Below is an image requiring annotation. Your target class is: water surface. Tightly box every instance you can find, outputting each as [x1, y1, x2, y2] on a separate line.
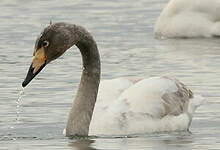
[0, 0, 220, 149]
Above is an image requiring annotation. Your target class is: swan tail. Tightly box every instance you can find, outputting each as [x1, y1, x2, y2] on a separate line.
[187, 95, 205, 115]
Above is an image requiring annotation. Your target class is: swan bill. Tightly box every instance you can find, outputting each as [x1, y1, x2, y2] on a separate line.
[22, 62, 46, 87]
[22, 48, 47, 87]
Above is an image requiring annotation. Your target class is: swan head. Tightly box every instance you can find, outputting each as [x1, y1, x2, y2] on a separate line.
[22, 22, 78, 87]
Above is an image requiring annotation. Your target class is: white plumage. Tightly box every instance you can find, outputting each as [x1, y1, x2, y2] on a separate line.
[89, 76, 204, 136]
[154, 0, 220, 38]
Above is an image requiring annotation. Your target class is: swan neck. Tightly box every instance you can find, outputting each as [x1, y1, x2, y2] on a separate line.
[66, 26, 100, 137]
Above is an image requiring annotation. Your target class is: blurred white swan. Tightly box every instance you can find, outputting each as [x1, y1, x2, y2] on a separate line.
[154, 0, 220, 38]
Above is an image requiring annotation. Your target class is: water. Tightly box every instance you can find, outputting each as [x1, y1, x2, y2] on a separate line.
[0, 0, 220, 149]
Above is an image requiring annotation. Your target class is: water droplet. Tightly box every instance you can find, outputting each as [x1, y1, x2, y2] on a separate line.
[16, 87, 25, 123]
[9, 87, 25, 140]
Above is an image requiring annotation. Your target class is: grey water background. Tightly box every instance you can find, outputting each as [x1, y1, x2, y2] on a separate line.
[0, 0, 220, 149]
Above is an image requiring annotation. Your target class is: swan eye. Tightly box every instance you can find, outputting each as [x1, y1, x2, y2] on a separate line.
[42, 41, 49, 47]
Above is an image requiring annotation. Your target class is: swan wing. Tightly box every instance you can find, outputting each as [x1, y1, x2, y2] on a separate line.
[111, 76, 192, 118]
[89, 76, 204, 135]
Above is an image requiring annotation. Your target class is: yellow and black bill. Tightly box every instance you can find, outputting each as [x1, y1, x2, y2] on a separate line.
[22, 48, 47, 87]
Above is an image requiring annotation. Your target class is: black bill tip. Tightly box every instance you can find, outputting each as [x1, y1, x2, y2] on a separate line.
[22, 63, 46, 87]
[22, 79, 29, 87]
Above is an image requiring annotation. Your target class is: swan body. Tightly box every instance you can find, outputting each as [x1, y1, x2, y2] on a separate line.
[154, 0, 220, 38]
[90, 77, 204, 135]
[22, 22, 204, 137]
